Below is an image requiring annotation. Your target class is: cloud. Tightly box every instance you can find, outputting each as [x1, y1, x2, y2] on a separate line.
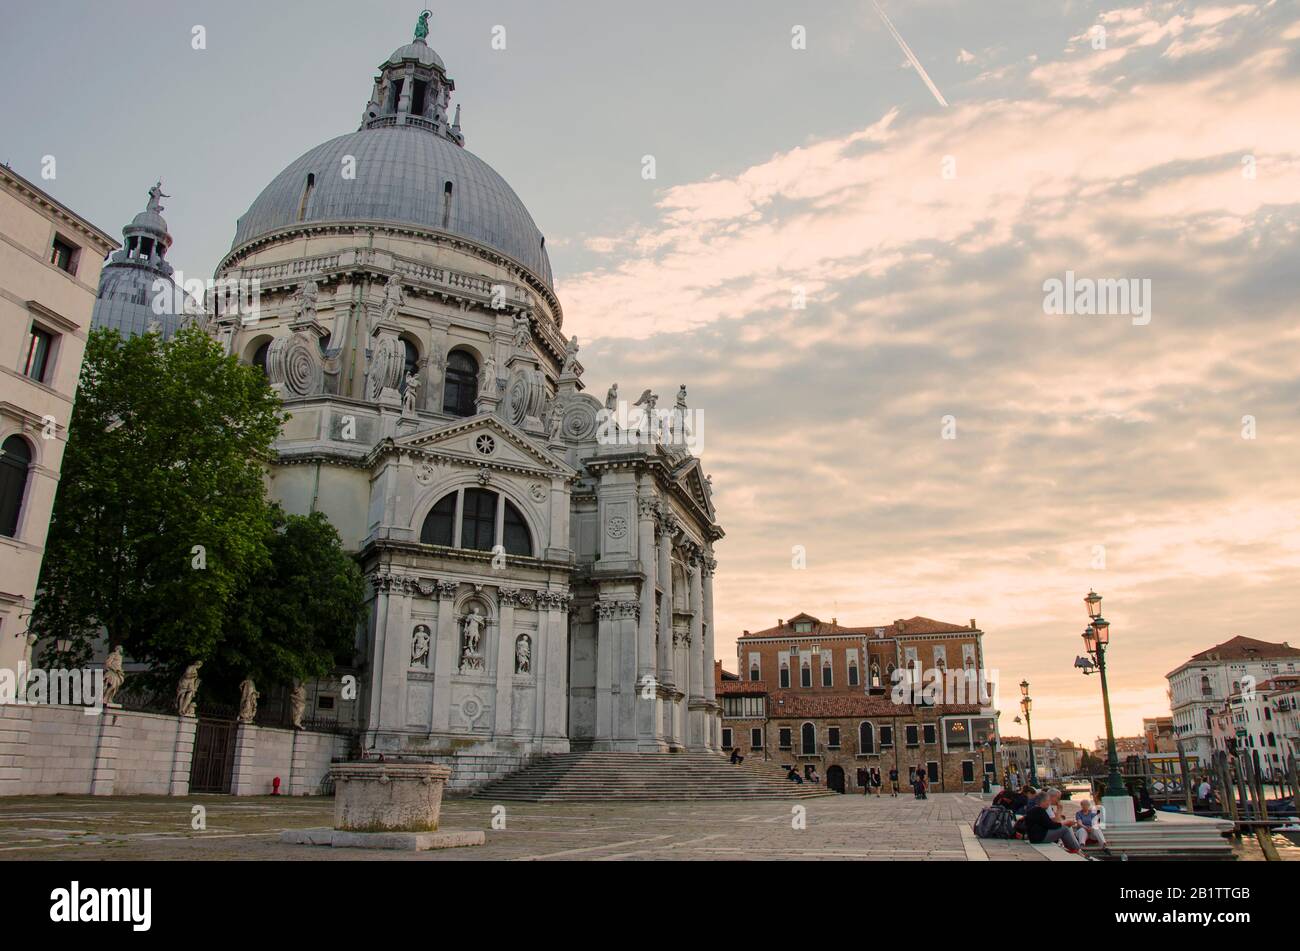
[559, 2, 1300, 741]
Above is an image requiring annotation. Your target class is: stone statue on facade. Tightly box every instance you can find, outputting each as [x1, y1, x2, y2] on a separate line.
[604, 383, 619, 413]
[102, 645, 125, 708]
[402, 372, 420, 415]
[515, 635, 531, 674]
[176, 662, 202, 717]
[512, 312, 532, 350]
[297, 279, 319, 323]
[460, 606, 486, 669]
[479, 354, 497, 396]
[561, 335, 580, 374]
[633, 389, 658, 441]
[411, 624, 431, 667]
[147, 181, 169, 214]
[238, 677, 259, 724]
[290, 682, 307, 730]
[380, 274, 404, 329]
[548, 405, 564, 442]
[676, 385, 688, 411]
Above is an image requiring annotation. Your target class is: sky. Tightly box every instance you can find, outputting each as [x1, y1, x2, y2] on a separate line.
[4, 1, 1299, 745]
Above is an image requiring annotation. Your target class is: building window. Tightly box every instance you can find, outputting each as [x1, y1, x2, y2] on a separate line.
[879, 725, 893, 748]
[749, 665, 760, 682]
[906, 725, 919, 747]
[751, 727, 763, 749]
[419, 489, 532, 556]
[859, 721, 875, 754]
[298, 173, 316, 221]
[923, 724, 937, 745]
[828, 727, 840, 749]
[442, 181, 454, 230]
[800, 665, 812, 688]
[252, 340, 271, 376]
[822, 664, 833, 687]
[778, 727, 792, 750]
[442, 350, 478, 417]
[848, 662, 859, 687]
[779, 664, 790, 689]
[801, 722, 816, 755]
[22, 326, 56, 384]
[721, 728, 733, 750]
[50, 235, 78, 274]
[926, 762, 939, 783]
[961, 761, 975, 783]
[402, 338, 419, 386]
[0, 436, 33, 538]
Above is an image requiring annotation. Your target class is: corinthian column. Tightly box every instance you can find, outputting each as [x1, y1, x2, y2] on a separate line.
[637, 497, 660, 750]
[687, 547, 705, 749]
[703, 554, 717, 705]
[657, 512, 676, 688]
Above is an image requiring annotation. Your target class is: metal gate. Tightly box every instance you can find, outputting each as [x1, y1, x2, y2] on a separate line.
[190, 719, 237, 793]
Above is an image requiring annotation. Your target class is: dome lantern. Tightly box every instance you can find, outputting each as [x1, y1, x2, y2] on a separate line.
[360, 11, 463, 146]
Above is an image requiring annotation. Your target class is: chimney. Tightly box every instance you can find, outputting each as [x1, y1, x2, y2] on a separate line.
[970, 619, 977, 630]
[778, 619, 784, 627]
[743, 629, 750, 635]
[832, 617, 838, 626]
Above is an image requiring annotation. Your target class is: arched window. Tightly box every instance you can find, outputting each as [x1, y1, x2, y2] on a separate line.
[419, 492, 457, 546]
[502, 498, 531, 556]
[859, 721, 875, 754]
[402, 339, 419, 384]
[252, 340, 270, 376]
[443, 350, 478, 417]
[0, 436, 32, 538]
[871, 663, 881, 688]
[779, 663, 790, 689]
[420, 488, 533, 556]
[801, 722, 816, 755]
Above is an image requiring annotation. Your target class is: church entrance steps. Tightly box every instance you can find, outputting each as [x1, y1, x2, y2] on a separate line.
[472, 751, 836, 801]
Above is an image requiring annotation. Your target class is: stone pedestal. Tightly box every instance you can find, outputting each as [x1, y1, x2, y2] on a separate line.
[333, 762, 448, 832]
[280, 761, 485, 851]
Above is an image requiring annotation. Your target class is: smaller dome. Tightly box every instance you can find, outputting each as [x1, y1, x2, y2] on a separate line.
[387, 39, 444, 71]
[130, 210, 169, 235]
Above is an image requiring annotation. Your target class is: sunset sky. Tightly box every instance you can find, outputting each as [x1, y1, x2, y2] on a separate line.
[4, 0, 1298, 744]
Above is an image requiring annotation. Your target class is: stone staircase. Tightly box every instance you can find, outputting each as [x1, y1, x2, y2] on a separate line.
[1093, 811, 1237, 860]
[474, 751, 836, 802]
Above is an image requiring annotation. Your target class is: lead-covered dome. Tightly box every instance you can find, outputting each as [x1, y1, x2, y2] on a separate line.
[228, 33, 552, 289]
[230, 127, 552, 287]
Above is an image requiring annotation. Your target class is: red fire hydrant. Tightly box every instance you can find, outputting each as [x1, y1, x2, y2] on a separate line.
[272, 776, 281, 796]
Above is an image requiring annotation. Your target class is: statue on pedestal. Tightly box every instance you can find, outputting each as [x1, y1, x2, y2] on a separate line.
[512, 313, 532, 350]
[380, 274, 405, 329]
[239, 677, 259, 724]
[176, 662, 202, 717]
[402, 372, 420, 415]
[604, 383, 619, 413]
[102, 645, 125, 708]
[515, 635, 532, 674]
[561, 335, 580, 374]
[290, 682, 307, 730]
[460, 606, 486, 670]
[411, 624, 431, 667]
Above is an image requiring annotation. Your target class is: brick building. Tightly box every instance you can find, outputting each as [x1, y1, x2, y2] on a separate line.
[718, 613, 1001, 794]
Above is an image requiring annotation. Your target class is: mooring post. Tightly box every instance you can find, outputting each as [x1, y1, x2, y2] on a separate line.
[1176, 738, 1194, 813]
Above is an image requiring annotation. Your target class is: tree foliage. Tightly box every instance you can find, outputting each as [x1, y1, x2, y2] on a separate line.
[31, 327, 362, 698]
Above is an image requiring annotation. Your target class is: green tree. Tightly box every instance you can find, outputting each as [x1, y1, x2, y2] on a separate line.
[32, 326, 285, 685]
[211, 507, 365, 695]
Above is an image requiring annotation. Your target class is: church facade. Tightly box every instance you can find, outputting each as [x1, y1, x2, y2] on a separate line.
[210, 26, 722, 787]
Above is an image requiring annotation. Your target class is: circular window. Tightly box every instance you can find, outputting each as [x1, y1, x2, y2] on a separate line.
[475, 434, 496, 456]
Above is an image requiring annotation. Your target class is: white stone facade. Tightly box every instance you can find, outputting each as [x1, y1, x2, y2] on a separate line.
[209, 33, 722, 789]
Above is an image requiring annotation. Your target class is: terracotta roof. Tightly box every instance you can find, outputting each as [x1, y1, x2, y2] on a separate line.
[766, 691, 983, 718]
[738, 614, 978, 640]
[1169, 635, 1300, 677]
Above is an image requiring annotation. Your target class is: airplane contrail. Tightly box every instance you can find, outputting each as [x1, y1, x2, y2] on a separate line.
[871, 0, 949, 108]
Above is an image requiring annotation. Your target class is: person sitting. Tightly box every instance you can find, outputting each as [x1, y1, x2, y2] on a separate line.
[1024, 789, 1082, 853]
[806, 766, 821, 784]
[1074, 799, 1106, 848]
[786, 766, 804, 784]
[729, 747, 744, 765]
[1134, 783, 1157, 821]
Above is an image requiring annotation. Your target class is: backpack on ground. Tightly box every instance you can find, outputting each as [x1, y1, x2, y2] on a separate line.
[973, 805, 1015, 839]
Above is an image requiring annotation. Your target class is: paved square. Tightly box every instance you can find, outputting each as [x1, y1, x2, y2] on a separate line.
[0, 792, 1051, 861]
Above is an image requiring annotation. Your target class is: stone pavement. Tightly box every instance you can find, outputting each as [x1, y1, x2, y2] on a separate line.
[0, 791, 1053, 861]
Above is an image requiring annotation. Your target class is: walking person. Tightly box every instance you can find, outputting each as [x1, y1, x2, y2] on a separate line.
[889, 767, 899, 797]
[872, 767, 883, 797]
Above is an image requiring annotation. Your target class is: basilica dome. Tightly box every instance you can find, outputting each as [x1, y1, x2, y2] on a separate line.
[228, 38, 553, 289]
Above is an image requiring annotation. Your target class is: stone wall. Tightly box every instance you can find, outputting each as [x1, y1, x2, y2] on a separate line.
[230, 724, 348, 797]
[0, 705, 193, 797]
[0, 704, 345, 797]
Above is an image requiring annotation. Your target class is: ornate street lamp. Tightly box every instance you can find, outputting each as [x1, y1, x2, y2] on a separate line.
[1019, 680, 1038, 786]
[1078, 590, 1126, 799]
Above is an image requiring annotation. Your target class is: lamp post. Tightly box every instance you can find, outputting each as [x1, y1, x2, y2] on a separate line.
[1020, 680, 1038, 786]
[1079, 589, 1127, 799]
